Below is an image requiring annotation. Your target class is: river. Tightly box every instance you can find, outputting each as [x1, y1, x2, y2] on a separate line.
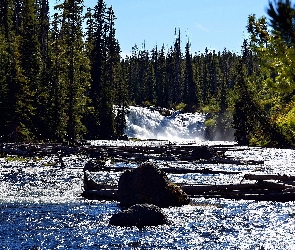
[0, 107, 294, 249]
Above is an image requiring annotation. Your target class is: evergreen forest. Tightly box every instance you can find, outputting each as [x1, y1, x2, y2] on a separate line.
[0, 0, 294, 147]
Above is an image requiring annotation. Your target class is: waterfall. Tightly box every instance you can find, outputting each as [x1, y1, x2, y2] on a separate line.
[124, 106, 206, 141]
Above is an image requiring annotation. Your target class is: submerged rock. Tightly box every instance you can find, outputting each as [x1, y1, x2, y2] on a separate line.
[117, 162, 190, 208]
[109, 203, 167, 227]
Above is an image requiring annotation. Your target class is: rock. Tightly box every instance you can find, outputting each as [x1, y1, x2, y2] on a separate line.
[83, 159, 105, 172]
[109, 203, 167, 227]
[191, 145, 215, 160]
[117, 162, 190, 207]
[83, 172, 103, 191]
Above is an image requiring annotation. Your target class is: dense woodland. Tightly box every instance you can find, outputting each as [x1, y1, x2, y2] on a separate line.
[0, 0, 294, 147]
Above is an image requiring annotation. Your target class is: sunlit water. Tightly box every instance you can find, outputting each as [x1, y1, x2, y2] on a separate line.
[0, 144, 295, 249]
[1, 107, 295, 249]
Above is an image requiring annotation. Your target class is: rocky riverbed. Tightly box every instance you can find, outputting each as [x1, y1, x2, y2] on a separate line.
[0, 140, 295, 249]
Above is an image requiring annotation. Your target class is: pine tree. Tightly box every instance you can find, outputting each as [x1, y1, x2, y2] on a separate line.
[0, 0, 12, 140]
[129, 45, 145, 105]
[55, 0, 91, 142]
[34, 0, 51, 140]
[138, 46, 152, 105]
[16, 0, 42, 140]
[165, 47, 174, 106]
[183, 39, 197, 108]
[114, 62, 129, 138]
[97, 5, 119, 139]
[267, 0, 295, 46]
[84, 0, 107, 138]
[46, 12, 68, 141]
[201, 47, 210, 104]
[172, 28, 182, 104]
[155, 45, 166, 107]
[0, 32, 10, 141]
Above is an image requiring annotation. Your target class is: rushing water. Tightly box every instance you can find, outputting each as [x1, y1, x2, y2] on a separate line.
[1, 107, 295, 249]
[125, 106, 206, 141]
[1, 145, 295, 249]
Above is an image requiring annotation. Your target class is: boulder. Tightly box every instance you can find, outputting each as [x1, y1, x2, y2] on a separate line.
[83, 172, 103, 191]
[109, 203, 167, 227]
[117, 162, 190, 207]
[191, 145, 215, 160]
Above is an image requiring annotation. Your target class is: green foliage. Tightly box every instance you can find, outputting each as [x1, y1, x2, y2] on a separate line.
[266, 0, 295, 45]
[0, 0, 293, 147]
[246, 12, 295, 147]
[174, 102, 187, 111]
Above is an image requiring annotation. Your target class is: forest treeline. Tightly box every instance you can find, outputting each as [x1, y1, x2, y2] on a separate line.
[0, 0, 294, 147]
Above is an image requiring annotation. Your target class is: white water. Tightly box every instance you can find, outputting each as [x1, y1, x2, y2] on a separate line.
[1, 146, 295, 249]
[124, 106, 206, 142]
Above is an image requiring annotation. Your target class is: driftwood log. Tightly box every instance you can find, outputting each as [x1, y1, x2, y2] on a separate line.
[0, 142, 264, 165]
[243, 174, 295, 182]
[82, 173, 295, 202]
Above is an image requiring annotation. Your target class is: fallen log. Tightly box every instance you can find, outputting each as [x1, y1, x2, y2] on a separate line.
[162, 167, 241, 175]
[243, 174, 295, 182]
[81, 180, 295, 202]
[82, 189, 117, 200]
[0, 143, 264, 165]
[181, 181, 288, 195]
[82, 168, 295, 202]
[82, 187, 295, 202]
[191, 192, 295, 202]
[84, 165, 242, 175]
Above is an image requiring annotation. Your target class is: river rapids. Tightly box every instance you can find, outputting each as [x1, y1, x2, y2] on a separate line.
[0, 106, 294, 249]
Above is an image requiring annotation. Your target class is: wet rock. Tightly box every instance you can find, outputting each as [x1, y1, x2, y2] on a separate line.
[83, 172, 103, 191]
[117, 162, 190, 207]
[109, 203, 167, 227]
[191, 145, 215, 160]
[83, 159, 105, 172]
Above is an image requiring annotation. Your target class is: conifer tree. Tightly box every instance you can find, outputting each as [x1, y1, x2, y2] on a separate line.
[129, 46, 142, 105]
[172, 28, 182, 104]
[201, 47, 210, 104]
[55, 0, 91, 142]
[114, 62, 129, 138]
[97, 6, 120, 139]
[183, 39, 197, 108]
[46, 12, 68, 141]
[154, 45, 166, 107]
[0, 0, 12, 139]
[267, 0, 295, 46]
[15, 0, 37, 139]
[34, 0, 51, 140]
[84, 0, 107, 138]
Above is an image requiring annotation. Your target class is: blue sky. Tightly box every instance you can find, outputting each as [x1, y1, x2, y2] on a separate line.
[49, 0, 269, 56]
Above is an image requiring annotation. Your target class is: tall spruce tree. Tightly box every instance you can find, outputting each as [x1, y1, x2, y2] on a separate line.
[0, 0, 12, 140]
[55, 0, 91, 142]
[267, 0, 295, 46]
[97, 5, 119, 139]
[183, 39, 197, 108]
[154, 45, 166, 107]
[172, 28, 182, 104]
[85, 0, 106, 138]
[5, 0, 42, 141]
[114, 62, 129, 138]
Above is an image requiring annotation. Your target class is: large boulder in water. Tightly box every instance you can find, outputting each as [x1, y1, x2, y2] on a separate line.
[109, 203, 167, 227]
[117, 162, 190, 207]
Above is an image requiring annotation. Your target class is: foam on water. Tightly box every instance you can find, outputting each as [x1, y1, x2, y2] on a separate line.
[125, 106, 206, 142]
[1, 107, 295, 249]
[1, 146, 295, 249]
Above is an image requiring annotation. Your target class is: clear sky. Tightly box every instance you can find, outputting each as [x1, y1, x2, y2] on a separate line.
[49, 0, 270, 56]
